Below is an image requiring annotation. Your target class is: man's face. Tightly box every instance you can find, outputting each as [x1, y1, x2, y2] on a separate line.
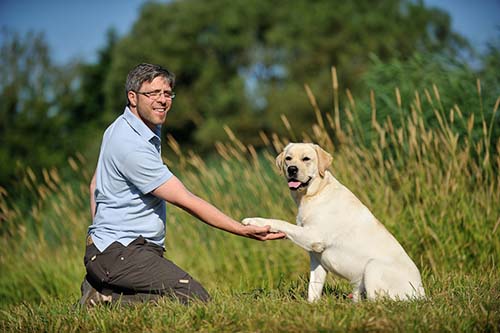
[128, 76, 173, 131]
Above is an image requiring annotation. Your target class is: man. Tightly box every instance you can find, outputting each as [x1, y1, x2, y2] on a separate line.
[80, 63, 284, 306]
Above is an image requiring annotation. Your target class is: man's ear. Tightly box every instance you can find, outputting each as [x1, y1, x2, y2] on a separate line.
[314, 145, 332, 177]
[128, 90, 137, 107]
[275, 151, 286, 176]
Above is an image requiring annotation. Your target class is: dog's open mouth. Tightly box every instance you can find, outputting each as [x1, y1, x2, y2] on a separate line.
[288, 177, 312, 190]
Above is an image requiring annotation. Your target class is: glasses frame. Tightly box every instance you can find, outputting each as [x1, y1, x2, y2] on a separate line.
[135, 89, 176, 100]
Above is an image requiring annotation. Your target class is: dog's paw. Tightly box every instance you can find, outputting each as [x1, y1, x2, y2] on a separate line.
[242, 217, 280, 232]
[242, 217, 266, 227]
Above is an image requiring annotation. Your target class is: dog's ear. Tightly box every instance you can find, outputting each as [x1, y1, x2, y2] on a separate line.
[275, 150, 286, 176]
[314, 145, 332, 177]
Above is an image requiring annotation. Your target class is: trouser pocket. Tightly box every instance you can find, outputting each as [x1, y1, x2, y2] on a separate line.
[84, 241, 124, 291]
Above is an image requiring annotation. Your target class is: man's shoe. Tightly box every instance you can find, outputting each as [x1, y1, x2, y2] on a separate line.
[79, 278, 112, 307]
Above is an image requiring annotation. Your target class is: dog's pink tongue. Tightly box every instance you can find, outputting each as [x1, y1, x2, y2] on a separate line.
[288, 181, 301, 189]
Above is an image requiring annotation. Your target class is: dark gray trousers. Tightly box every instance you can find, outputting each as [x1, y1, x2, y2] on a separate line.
[82, 235, 210, 304]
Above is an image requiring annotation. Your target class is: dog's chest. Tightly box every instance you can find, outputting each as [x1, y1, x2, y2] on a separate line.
[295, 200, 329, 228]
[295, 207, 306, 226]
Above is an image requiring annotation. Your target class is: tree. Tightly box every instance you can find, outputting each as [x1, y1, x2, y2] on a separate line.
[101, 0, 467, 151]
[65, 29, 120, 162]
[0, 30, 81, 192]
[1, 31, 55, 187]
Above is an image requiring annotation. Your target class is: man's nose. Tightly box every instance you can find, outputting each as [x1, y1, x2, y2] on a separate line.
[287, 166, 298, 178]
[157, 94, 168, 103]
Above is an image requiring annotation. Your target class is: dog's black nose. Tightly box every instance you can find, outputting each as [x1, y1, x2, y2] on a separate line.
[287, 166, 298, 177]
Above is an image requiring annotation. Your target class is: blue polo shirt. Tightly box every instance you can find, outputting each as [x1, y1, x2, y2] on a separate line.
[88, 107, 173, 252]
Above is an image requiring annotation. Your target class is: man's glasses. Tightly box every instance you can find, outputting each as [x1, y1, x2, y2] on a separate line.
[136, 89, 176, 100]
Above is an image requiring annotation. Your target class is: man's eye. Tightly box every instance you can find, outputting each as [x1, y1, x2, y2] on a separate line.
[302, 157, 311, 162]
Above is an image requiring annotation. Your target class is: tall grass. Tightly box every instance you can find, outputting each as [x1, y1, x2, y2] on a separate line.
[1, 67, 499, 332]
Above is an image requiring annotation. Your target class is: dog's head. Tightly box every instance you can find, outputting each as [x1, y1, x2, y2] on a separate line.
[275, 143, 332, 191]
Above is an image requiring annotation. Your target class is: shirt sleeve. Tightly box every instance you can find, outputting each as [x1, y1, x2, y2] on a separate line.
[120, 146, 173, 194]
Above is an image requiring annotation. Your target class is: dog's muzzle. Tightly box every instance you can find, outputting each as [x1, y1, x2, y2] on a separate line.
[287, 176, 312, 191]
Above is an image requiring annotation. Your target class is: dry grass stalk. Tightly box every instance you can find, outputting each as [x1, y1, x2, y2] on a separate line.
[304, 83, 325, 129]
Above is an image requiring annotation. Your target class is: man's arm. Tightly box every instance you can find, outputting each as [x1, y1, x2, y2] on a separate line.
[89, 171, 97, 220]
[151, 176, 285, 241]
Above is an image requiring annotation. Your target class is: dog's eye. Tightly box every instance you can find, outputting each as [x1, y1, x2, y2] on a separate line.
[285, 156, 292, 161]
[302, 157, 311, 162]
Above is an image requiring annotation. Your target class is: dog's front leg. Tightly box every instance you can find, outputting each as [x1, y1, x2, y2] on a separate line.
[242, 217, 325, 253]
[308, 253, 327, 302]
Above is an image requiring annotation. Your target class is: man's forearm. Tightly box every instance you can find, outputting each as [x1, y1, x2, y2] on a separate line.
[151, 175, 285, 241]
[180, 194, 245, 236]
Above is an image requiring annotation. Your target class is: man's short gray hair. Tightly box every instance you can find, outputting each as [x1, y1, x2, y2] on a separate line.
[125, 63, 175, 105]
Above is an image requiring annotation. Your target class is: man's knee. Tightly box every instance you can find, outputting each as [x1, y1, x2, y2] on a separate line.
[170, 276, 210, 304]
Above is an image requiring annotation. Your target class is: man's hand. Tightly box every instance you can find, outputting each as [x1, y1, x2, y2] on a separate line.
[241, 224, 286, 241]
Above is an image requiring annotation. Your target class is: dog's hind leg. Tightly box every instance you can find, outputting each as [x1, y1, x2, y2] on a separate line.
[363, 259, 423, 300]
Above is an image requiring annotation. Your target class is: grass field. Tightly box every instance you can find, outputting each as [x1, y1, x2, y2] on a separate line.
[1, 69, 499, 332]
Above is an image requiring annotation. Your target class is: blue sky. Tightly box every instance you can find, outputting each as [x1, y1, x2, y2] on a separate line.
[0, 0, 498, 65]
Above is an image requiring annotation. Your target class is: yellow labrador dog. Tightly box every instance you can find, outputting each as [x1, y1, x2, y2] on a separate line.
[243, 143, 425, 302]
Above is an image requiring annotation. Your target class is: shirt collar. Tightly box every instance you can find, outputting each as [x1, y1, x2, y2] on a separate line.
[122, 107, 161, 143]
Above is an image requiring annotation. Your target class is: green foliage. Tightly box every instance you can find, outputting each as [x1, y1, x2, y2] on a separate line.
[0, 30, 121, 196]
[0, 30, 74, 190]
[355, 52, 500, 151]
